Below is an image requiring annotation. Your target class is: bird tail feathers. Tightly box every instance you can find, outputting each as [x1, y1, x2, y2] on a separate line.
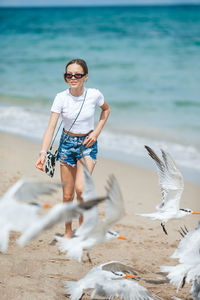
[54, 235, 70, 252]
[0, 228, 10, 253]
[55, 235, 82, 262]
[67, 245, 82, 262]
[160, 265, 187, 290]
[137, 213, 158, 220]
[64, 280, 83, 300]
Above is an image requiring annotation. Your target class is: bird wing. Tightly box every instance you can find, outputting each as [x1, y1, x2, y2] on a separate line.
[186, 264, 200, 286]
[102, 261, 137, 276]
[190, 275, 200, 300]
[0, 224, 11, 253]
[84, 175, 125, 243]
[101, 175, 125, 231]
[93, 279, 158, 300]
[75, 160, 99, 237]
[81, 159, 97, 201]
[172, 222, 200, 263]
[0, 201, 40, 232]
[0, 202, 41, 251]
[18, 197, 106, 246]
[2, 178, 61, 203]
[145, 146, 184, 212]
[160, 264, 189, 290]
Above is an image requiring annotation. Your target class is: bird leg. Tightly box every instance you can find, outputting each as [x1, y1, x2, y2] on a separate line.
[179, 226, 189, 239]
[79, 293, 85, 300]
[181, 275, 186, 288]
[181, 226, 187, 236]
[86, 251, 92, 264]
[179, 229, 185, 239]
[161, 222, 168, 235]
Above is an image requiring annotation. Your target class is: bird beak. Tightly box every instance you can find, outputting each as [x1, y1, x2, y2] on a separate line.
[118, 236, 127, 240]
[124, 274, 135, 279]
[43, 203, 52, 209]
[192, 211, 200, 215]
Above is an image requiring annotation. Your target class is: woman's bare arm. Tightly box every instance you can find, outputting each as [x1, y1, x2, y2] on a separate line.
[35, 112, 60, 171]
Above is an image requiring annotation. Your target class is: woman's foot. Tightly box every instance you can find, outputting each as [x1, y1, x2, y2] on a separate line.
[64, 231, 72, 238]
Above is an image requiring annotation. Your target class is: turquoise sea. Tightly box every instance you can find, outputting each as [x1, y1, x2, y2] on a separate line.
[0, 5, 200, 183]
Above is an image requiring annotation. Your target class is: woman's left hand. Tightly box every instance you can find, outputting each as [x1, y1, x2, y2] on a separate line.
[82, 131, 98, 148]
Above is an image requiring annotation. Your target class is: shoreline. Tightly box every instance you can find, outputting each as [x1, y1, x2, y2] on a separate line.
[1, 128, 200, 186]
[1, 131, 200, 299]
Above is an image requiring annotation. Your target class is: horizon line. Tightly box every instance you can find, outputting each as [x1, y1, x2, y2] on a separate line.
[0, 2, 200, 7]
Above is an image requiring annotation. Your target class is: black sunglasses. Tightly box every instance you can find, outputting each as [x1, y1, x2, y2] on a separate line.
[65, 73, 86, 79]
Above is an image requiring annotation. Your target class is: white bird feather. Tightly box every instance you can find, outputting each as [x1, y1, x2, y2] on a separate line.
[0, 179, 60, 252]
[138, 146, 200, 234]
[161, 222, 200, 299]
[56, 159, 125, 262]
[17, 196, 106, 247]
[64, 261, 162, 300]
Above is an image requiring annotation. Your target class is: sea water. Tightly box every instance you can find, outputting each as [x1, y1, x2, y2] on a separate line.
[0, 5, 200, 183]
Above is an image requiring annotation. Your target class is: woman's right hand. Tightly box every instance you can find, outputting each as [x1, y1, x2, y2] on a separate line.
[35, 112, 60, 172]
[35, 153, 46, 172]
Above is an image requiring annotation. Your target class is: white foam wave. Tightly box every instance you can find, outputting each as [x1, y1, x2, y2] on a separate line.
[99, 131, 200, 172]
[0, 105, 49, 140]
[0, 104, 200, 182]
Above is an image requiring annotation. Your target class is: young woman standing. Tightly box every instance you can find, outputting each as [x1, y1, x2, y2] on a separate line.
[35, 59, 110, 238]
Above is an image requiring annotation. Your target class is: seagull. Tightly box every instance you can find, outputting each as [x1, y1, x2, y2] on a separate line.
[138, 145, 200, 235]
[160, 223, 200, 299]
[0, 178, 60, 253]
[64, 261, 162, 300]
[55, 159, 126, 263]
[17, 195, 107, 247]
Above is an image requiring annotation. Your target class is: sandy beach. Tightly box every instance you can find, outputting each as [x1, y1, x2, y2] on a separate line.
[0, 131, 199, 300]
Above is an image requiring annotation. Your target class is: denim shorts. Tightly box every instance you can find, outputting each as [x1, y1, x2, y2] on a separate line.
[57, 130, 98, 167]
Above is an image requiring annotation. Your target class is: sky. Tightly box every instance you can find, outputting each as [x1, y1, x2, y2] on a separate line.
[0, 0, 200, 7]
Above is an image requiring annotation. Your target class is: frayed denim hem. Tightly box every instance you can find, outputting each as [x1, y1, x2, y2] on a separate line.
[59, 159, 76, 168]
[59, 155, 97, 168]
[78, 155, 97, 165]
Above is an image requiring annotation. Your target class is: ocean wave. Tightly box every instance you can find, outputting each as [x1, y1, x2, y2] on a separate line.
[0, 105, 50, 140]
[0, 104, 199, 177]
[99, 131, 200, 172]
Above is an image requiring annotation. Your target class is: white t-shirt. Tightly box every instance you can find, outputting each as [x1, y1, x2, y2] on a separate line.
[51, 87, 104, 134]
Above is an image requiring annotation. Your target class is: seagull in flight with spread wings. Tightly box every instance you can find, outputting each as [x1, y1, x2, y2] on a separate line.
[0, 178, 60, 253]
[138, 146, 200, 235]
[17, 170, 107, 247]
[161, 223, 200, 300]
[17, 195, 106, 247]
[56, 159, 126, 263]
[64, 261, 162, 300]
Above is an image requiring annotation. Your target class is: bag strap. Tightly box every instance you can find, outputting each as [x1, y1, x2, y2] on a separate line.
[49, 89, 87, 151]
[49, 119, 63, 151]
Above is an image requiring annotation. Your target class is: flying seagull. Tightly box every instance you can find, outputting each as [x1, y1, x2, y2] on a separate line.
[161, 222, 200, 300]
[138, 145, 200, 235]
[17, 196, 106, 247]
[56, 159, 126, 263]
[64, 261, 162, 300]
[0, 178, 59, 252]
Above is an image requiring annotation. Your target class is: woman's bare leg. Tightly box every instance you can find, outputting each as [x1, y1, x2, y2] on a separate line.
[75, 157, 96, 225]
[60, 163, 77, 238]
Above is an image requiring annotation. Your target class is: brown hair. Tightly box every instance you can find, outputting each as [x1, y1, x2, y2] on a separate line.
[64, 59, 88, 82]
